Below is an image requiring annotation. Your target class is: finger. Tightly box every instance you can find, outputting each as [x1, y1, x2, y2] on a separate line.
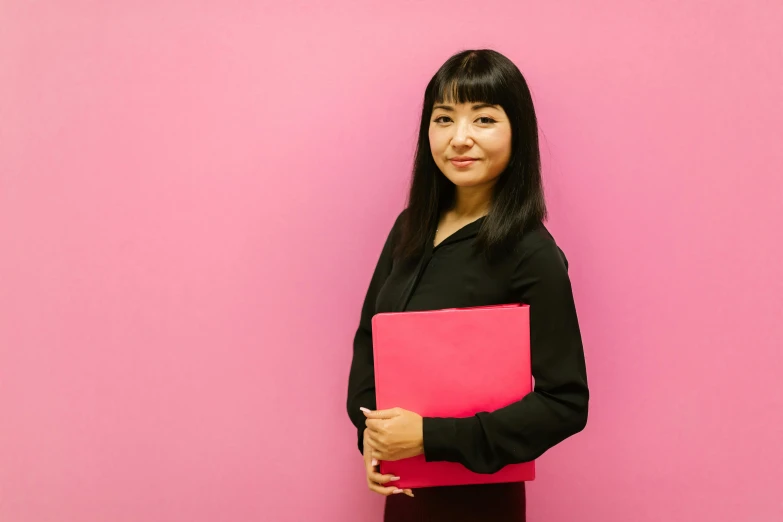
[364, 445, 377, 474]
[365, 465, 403, 497]
[365, 418, 385, 431]
[368, 481, 404, 496]
[365, 454, 375, 475]
[365, 451, 382, 474]
[369, 470, 401, 485]
[366, 432, 388, 458]
[363, 436, 381, 466]
[403, 489, 414, 497]
[361, 407, 400, 419]
[365, 425, 384, 445]
[364, 433, 384, 454]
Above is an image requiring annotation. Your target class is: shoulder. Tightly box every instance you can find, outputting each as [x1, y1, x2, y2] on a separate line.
[387, 207, 409, 242]
[507, 222, 576, 301]
[512, 222, 569, 274]
[376, 208, 409, 253]
[393, 207, 409, 230]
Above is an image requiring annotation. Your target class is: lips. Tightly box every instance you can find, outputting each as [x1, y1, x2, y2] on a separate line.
[450, 157, 478, 167]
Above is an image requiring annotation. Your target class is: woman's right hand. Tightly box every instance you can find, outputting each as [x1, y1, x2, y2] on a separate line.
[364, 429, 414, 497]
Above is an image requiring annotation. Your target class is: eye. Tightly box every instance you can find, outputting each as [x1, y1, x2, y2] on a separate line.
[432, 115, 496, 124]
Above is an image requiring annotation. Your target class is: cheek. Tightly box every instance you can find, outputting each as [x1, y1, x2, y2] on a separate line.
[484, 131, 512, 160]
[428, 129, 446, 155]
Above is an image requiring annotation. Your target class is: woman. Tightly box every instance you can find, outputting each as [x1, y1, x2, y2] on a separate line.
[346, 48, 589, 521]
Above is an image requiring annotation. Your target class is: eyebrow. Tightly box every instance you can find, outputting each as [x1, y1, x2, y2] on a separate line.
[432, 103, 500, 111]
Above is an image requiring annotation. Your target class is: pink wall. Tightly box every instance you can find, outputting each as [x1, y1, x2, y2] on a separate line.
[1, 1, 781, 521]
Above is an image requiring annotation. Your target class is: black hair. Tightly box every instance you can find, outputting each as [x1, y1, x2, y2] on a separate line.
[393, 49, 547, 264]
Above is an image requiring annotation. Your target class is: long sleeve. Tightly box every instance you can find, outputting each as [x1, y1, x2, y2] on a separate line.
[421, 237, 589, 474]
[346, 211, 402, 454]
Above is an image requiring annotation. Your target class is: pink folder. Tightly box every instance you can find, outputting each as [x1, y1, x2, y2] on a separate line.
[371, 303, 535, 489]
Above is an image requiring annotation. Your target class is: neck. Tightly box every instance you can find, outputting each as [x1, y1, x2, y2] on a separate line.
[449, 183, 494, 219]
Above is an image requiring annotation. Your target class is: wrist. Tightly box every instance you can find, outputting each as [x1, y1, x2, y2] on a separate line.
[422, 416, 460, 462]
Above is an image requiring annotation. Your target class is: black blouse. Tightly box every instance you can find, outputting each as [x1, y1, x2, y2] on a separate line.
[346, 209, 589, 474]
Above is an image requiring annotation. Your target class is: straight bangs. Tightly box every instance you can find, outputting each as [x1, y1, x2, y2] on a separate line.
[429, 57, 512, 110]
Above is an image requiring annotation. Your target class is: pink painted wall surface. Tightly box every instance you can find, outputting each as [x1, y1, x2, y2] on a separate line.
[1, 1, 781, 521]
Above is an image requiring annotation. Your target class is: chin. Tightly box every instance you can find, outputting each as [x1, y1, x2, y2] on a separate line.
[444, 171, 490, 187]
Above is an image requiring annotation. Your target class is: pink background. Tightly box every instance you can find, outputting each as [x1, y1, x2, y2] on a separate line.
[1, 1, 782, 521]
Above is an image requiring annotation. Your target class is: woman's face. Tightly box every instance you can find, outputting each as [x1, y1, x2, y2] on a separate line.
[428, 101, 512, 188]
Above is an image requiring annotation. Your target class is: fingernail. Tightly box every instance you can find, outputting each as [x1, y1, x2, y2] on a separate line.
[360, 407, 371, 413]
[392, 489, 403, 494]
[372, 459, 378, 466]
[390, 476, 401, 481]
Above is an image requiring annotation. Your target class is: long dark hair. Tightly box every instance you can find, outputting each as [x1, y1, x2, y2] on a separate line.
[393, 49, 547, 264]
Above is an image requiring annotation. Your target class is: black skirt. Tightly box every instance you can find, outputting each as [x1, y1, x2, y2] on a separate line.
[383, 482, 526, 522]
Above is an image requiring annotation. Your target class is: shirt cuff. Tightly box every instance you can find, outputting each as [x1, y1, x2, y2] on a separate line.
[422, 416, 460, 462]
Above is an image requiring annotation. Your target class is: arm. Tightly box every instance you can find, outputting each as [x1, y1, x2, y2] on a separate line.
[421, 238, 589, 473]
[347, 211, 403, 454]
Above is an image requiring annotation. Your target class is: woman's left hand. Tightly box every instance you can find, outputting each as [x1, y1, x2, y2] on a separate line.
[361, 407, 424, 462]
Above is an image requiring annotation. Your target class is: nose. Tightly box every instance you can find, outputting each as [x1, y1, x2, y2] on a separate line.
[450, 120, 473, 148]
